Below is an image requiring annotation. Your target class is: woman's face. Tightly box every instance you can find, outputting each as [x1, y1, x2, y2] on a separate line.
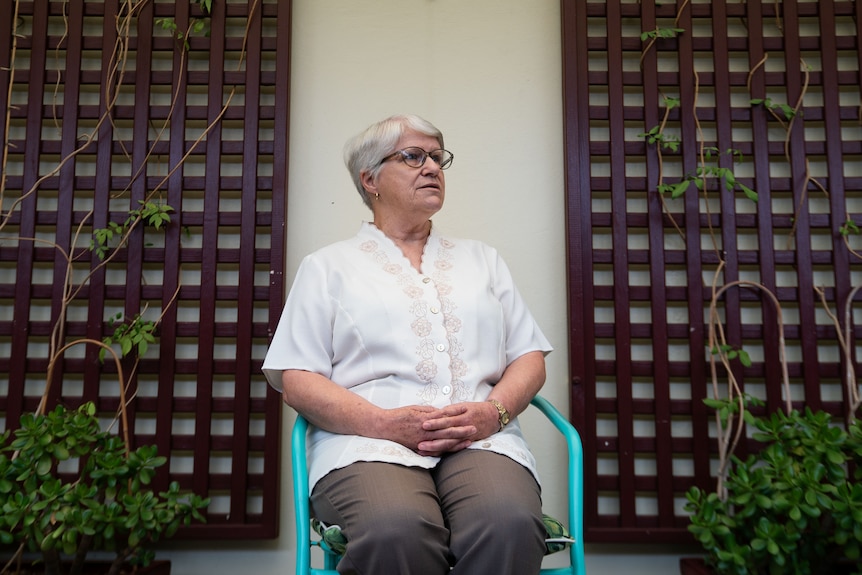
[362, 130, 446, 222]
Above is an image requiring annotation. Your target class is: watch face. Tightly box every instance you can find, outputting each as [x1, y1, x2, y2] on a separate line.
[490, 399, 509, 428]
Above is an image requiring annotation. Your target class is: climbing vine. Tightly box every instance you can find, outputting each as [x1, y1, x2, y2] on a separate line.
[636, 1, 862, 498]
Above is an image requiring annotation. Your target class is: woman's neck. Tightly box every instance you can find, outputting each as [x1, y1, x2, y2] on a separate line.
[372, 217, 431, 245]
[372, 218, 432, 272]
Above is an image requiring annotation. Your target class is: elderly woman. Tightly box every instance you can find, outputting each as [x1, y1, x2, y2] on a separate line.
[263, 114, 552, 574]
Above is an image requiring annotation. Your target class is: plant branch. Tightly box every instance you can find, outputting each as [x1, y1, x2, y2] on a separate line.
[782, 57, 809, 160]
[42, 338, 130, 457]
[0, 2, 22, 214]
[708, 280, 791, 497]
[0, 543, 26, 575]
[816, 284, 862, 422]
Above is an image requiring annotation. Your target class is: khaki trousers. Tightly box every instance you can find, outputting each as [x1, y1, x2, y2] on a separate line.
[310, 449, 545, 575]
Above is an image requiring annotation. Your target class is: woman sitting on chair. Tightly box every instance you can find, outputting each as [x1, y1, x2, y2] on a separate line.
[263, 114, 552, 575]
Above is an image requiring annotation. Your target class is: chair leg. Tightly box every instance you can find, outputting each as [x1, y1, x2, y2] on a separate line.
[323, 548, 339, 570]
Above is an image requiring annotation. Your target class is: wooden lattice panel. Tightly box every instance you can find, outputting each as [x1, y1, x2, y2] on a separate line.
[562, 0, 862, 542]
[0, 0, 290, 538]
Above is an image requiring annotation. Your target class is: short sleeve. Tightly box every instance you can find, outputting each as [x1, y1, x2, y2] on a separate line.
[490, 248, 553, 363]
[262, 255, 336, 390]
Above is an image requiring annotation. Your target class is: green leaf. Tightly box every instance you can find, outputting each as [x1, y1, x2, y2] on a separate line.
[767, 539, 779, 555]
[53, 445, 70, 460]
[841, 219, 860, 236]
[36, 455, 53, 477]
[724, 170, 736, 187]
[0, 479, 12, 494]
[703, 398, 726, 410]
[739, 184, 758, 202]
[663, 96, 680, 110]
[827, 448, 845, 465]
[671, 179, 691, 199]
[751, 537, 767, 551]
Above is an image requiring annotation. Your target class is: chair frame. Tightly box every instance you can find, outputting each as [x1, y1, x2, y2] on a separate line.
[291, 394, 586, 575]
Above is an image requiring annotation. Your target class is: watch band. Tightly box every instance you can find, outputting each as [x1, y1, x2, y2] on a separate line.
[487, 398, 510, 431]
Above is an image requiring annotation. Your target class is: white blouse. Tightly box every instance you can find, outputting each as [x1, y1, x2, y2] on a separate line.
[263, 222, 552, 491]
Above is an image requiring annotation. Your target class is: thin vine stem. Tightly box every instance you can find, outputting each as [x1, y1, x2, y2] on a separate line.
[0, 2, 22, 213]
[654, 98, 687, 243]
[815, 284, 862, 423]
[637, 0, 689, 243]
[708, 280, 791, 498]
[42, 338, 130, 456]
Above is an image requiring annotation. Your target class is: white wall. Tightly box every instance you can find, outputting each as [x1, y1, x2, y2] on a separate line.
[160, 1, 693, 572]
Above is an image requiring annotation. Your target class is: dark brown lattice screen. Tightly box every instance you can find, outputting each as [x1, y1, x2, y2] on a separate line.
[563, 0, 862, 542]
[0, 0, 290, 538]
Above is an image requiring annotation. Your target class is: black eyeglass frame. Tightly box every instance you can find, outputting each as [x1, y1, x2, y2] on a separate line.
[379, 147, 454, 170]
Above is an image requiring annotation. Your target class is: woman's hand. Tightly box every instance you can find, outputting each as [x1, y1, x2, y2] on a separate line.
[417, 351, 549, 453]
[416, 401, 501, 454]
[382, 404, 478, 457]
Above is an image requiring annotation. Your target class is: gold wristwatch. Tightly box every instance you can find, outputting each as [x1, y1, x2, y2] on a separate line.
[487, 399, 510, 431]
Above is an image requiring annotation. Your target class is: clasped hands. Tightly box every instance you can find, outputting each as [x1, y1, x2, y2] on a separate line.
[382, 402, 500, 457]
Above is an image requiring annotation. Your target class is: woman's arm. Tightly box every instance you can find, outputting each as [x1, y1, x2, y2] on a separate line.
[486, 349, 547, 421]
[282, 369, 477, 456]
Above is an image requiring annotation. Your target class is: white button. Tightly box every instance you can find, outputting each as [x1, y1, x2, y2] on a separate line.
[442, 385, 452, 394]
[482, 442, 492, 448]
[436, 344, 445, 352]
[423, 277, 431, 284]
[430, 307, 439, 314]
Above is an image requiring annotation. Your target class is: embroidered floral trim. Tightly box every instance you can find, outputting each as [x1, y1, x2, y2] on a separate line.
[355, 442, 423, 459]
[433, 241, 468, 402]
[357, 232, 468, 404]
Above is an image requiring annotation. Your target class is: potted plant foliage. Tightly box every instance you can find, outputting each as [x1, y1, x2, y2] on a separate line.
[678, 276, 862, 575]
[683, 398, 862, 575]
[0, 402, 209, 575]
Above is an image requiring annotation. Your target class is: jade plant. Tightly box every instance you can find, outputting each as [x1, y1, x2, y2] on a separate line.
[685, 400, 862, 575]
[0, 402, 209, 575]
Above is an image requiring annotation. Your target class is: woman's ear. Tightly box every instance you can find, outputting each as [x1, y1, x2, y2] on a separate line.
[360, 170, 377, 196]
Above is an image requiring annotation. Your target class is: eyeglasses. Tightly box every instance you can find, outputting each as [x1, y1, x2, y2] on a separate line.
[379, 147, 454, 170]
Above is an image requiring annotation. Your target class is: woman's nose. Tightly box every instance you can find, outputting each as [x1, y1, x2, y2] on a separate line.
[420, 155, 441, 174]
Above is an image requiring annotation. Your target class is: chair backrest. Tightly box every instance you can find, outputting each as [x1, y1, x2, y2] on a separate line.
[292, 394, 586, 575]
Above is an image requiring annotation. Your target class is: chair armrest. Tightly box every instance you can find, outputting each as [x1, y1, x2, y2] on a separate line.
[529, 395, 586, 575]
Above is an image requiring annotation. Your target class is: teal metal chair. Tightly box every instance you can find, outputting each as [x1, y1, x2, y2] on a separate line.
[291, 394, 586, 575]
